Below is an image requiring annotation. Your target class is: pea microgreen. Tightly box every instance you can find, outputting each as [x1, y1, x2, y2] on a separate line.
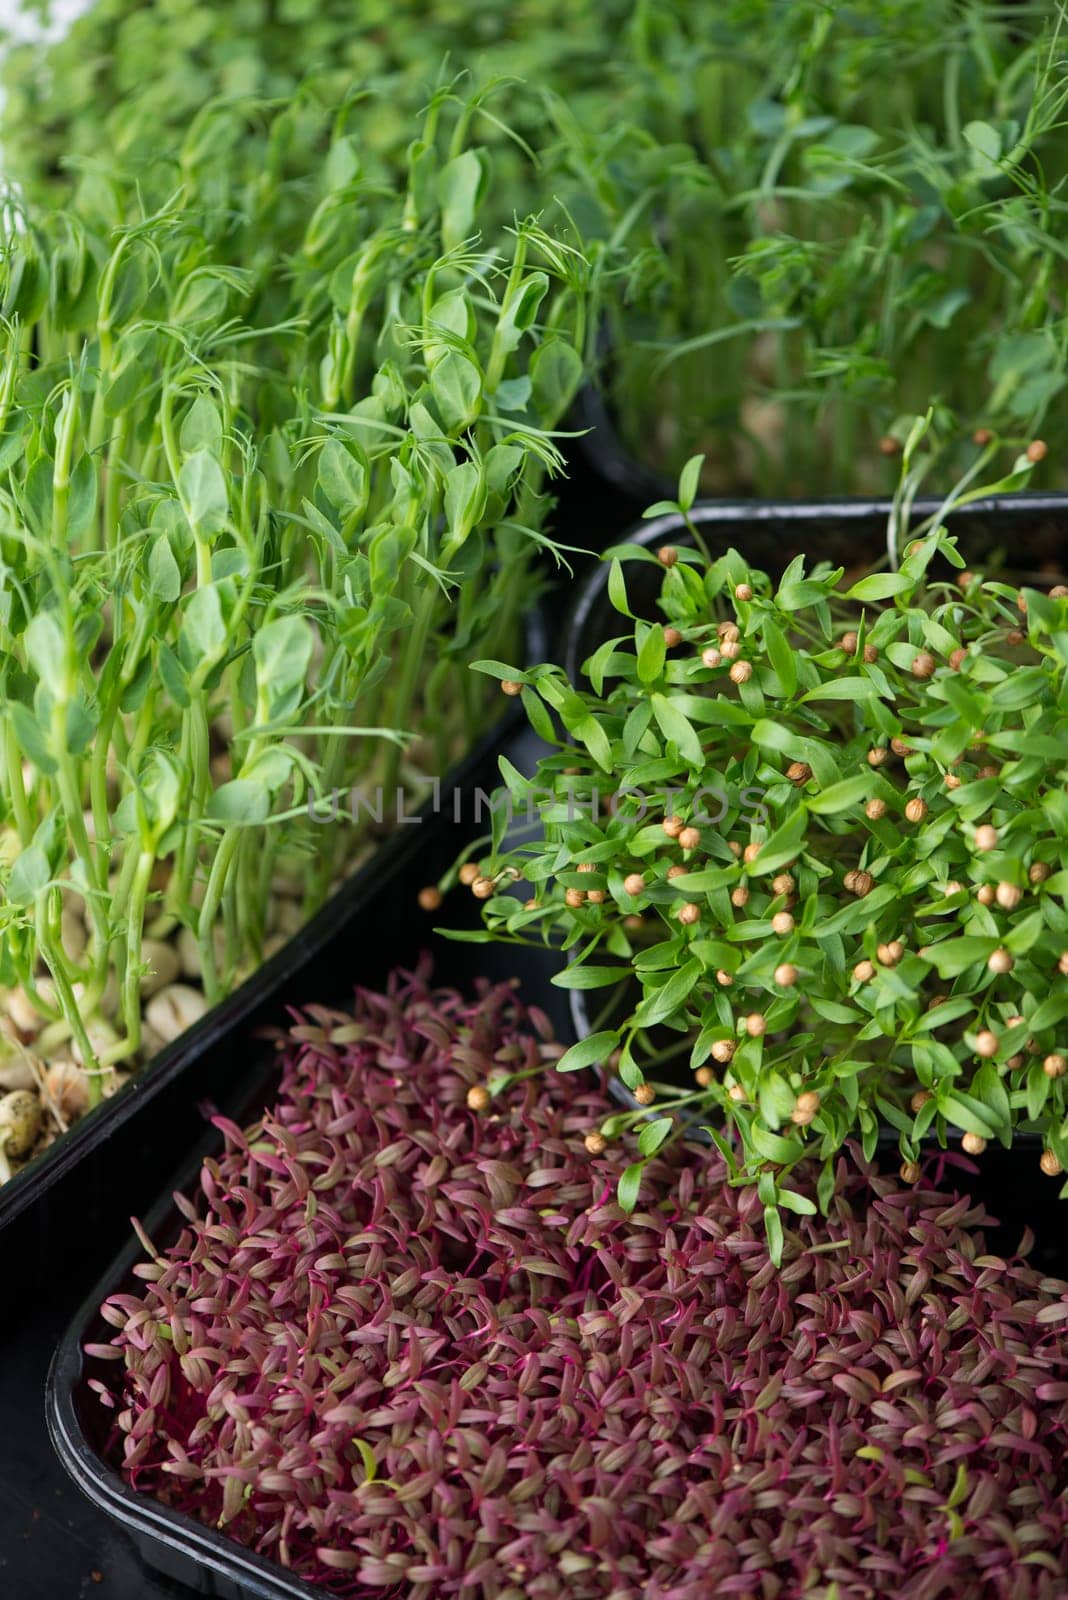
[0, 75, 590, 1139]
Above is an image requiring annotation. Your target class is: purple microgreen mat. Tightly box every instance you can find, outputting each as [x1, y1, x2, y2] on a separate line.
[87, 962, 1068, 1598]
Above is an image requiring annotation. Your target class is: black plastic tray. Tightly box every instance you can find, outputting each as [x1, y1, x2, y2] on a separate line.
[46, 719, 573, 1600]
[0, 610, 548, 1239]
[564, 493, 1068, 673]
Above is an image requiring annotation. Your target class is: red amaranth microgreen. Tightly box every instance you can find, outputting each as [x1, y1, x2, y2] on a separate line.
[91, 965, 1068, 1597]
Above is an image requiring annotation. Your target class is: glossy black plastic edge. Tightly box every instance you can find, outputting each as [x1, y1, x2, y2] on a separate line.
[0, 609, 548, 1234]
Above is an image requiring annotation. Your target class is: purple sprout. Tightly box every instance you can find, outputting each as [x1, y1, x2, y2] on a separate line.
[88, 960, 1068, 1598]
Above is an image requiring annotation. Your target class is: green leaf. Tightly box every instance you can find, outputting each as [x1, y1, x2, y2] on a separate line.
[806, 775, 870, 815]
[7, 844, 51, 904]
[637, 625, 666, 686]
[179, 449, 229, 534]
[845, 572, 914, 601]
[763, 1203, 785, 1265]
[318, 438, 367, 514]
[926, 936, 997, 977]
[636, 958, 703, 1028]
[205, 780, 270, 825]
[147, 534, 182, 602]
[677, 454, 704, 513]
[617, 1160, 646, 1214]
[801, 676, 880, 703]
[179, 584, 227, 669]
[762, 618, 797, 697]
[650, 693, 703, 766]
[637, 1117, 674, 1157]
[437, 149, 485, 252]
[431, 351, 482, 432]
[253, 615, 314, 707]
[551, 965, 627, 990]
[747, 806, 808, 876]
[555, 1031, 620, 1073]
[24, 612, 68, 699]
[607, 559, 632, 620]
[940, 1092, 997, 1139]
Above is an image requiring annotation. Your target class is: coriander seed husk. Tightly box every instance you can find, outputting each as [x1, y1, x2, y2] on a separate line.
[634, 1083, 655, 1106]
[774, 963, 798, 986]
[678, 826, 701, 851]
[961, 1132, 987, 1156]
[677, 902, 700, 925]
[975, 1030, 999, 1058]
[866, 798, 887, 820]
[459, 863, 480, 886]
[466, 1085, 491, 1112]
[745, 1013, 766, 1038]
[904, 798, 927, 823]
[711, 1039, 736, 1063]
[657, 546, 678, 568]
[1043, 1054, 1067, 1079]
[694, 1066, 714, 1088]
[911, 651, 936, 679]
[584, 1131, 607, 1155]
[1041, 1149, 1064, 1177]
[771, 912, 795, 937]
[701, 646, 722, 669]
[729, 660, 752, 684]
[500, 679, 523, 697]
[663, 626, 682, 648]
[417, 886, 443, 912]
[900, 1161, 921, 1184]
[473, 877, 496, 900]
[564, 888, 586, 908]
[975, 825, 999, 851]
[662, 815, 684, 839]
[995, 882, 1022, 909]
[623, 873, 645, 896]
[853, 960, 875, 982]
[988, 949, 1014, 974]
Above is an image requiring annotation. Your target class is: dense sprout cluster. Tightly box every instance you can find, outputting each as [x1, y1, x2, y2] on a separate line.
[6, 2, 1068, 494]
[463, 455, 1068, 1238]
[92, 966, 1068, 1598]
[0, 74, 588, 1145]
